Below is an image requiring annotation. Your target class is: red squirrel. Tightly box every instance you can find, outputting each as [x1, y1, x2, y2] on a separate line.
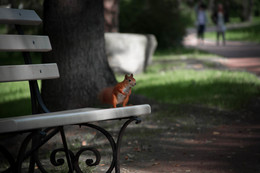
[99, 74, 136, 108]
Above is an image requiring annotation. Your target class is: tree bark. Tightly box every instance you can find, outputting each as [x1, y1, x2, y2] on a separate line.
[42, 0, 116, 111]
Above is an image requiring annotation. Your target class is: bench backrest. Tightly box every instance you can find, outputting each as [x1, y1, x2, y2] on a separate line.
[0, 7, 59, 114]
[0, 8, 59, 82]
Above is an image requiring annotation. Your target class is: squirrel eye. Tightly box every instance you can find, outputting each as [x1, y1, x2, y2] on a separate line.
[129, 79, 131, 82]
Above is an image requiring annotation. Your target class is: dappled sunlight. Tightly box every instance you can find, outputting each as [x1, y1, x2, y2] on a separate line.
[122, 120, 260, 173]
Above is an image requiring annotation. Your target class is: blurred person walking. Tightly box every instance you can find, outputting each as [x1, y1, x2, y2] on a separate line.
[212, 3, 229, 46]
[196, 3, 207, 45]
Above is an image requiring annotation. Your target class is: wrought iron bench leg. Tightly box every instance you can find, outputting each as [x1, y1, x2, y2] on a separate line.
[115, 116, 141, 173]
[59, 126, 74, 172]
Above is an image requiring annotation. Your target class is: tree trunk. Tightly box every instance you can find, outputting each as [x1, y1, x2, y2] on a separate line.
[42, 0, 116, 111]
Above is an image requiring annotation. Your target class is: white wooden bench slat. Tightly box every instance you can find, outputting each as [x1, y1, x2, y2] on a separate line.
[0, 8, 42, 25]
[0, 104, 151, 133]
[0, 63, 60, 82]
[0, 35, 52, 52]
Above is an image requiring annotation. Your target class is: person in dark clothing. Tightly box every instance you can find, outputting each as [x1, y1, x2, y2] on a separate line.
[196, 3, 207, 45]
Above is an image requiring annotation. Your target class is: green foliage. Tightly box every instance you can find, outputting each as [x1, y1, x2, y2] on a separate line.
[210, 0, 255, 22]
[119, 0, 192, 49]
[254, 0, 260, 16]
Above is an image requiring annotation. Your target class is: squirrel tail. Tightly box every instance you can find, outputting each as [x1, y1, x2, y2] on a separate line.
[98, 87, 114, 105]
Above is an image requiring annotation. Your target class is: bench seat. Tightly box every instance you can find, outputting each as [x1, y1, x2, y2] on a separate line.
[0, 104, 151, 134]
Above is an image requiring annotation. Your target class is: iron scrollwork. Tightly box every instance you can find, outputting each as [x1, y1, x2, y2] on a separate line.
[49, 147, 101, 172]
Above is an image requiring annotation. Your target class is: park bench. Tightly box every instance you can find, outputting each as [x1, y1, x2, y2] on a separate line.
[0, 7, 151, 172]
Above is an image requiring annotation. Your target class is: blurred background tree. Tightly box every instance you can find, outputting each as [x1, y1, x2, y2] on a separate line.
[209, 0, 253, 22]
[183, 0, 257, 22]
[119, 0, 191, 49]
[104, 0, 119, 32]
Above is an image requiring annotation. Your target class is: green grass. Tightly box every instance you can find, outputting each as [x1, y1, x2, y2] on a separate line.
[205, 22, 260, 43]
[0, 24, 7, 34]
[132, 69, 260, 110]
[153, 47, 220, 60]
[0, 82, 32, 118]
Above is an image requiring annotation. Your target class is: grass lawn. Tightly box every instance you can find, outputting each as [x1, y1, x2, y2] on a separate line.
[132, 69, 259, 110]
[205, 22, 260, 43]
[0, 81, 32, 118]
[153, 47, 221, 60]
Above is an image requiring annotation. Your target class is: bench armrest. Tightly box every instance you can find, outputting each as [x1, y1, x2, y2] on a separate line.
[0, 104, 151, 134]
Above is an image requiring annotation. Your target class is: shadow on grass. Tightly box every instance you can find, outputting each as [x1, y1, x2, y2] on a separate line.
[0, 98, 32, 118]
[0, 52, 42, 66]
[154, 46, 213, 56]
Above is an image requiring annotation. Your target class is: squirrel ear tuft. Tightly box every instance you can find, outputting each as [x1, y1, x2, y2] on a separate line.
[125, 74, 128, 79]
[130, 74, 133, 77]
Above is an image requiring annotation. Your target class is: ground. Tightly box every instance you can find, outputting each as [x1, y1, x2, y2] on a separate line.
[118, 101, 260, 173]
